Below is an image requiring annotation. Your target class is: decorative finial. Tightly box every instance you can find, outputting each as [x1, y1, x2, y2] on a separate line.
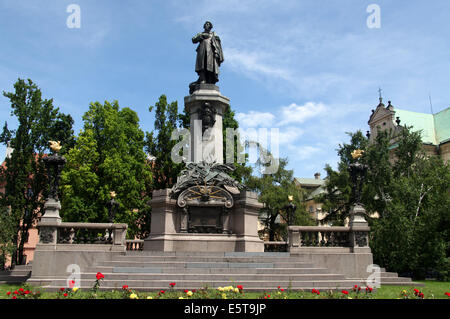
[351, 149, 365, 160]
[288, 195, 294, 202]
[49, 141, 62, 153]
[378, 87, 383, 102]
[396, 117, 401, 125]
[110, 191, 117, 199]
[366, 131, 371, 139]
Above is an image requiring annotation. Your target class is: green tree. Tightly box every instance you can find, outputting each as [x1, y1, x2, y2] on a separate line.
[61, 101, 152, 238]
[0, 205, 16, 270]
[145, 95, 184, 190]
[319, 130, 368, 225]
[0, 79, 74, 267]
[246, 157, 314, 241]
[321, 126, 450, 279]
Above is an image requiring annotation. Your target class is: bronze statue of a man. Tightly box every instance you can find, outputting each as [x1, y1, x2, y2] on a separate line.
[192, 21, 224, 86]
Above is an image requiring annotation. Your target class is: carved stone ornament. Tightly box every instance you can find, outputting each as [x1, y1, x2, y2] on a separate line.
[177, 185, 233, 208]
[354, 231, 368, 247]
[170, 161, 244, 198]
[39, 227, 55, 244]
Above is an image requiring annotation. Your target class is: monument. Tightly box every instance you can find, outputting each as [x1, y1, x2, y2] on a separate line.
[144, 21, 264, 252]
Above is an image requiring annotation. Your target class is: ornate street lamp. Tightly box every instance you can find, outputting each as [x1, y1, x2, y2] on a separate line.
[43, 141, 66, 201]
[348, 149, 368, 205]
[284, 195, 297, 226]
[107, 191, 119, 223]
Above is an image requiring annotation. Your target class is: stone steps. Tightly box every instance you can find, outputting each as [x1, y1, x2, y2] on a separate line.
[0, 265, 32, 284]
[88, 266, 331, 275]
[27, 251, 424, 291]
[68, 272, 348, 281]
[38, 279, 366, 291]
[95, 261, 317, 269]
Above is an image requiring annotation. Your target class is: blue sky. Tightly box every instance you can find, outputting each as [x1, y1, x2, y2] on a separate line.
[1, 0, 449, 179]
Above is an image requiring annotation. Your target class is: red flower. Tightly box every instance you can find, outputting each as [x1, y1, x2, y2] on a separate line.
[24, 290, 30, 295]
[342, 290, 349, 295]
[160, 290, 165, 294]
[192, 289, 196, 293]
[19, 288, 24, 292]
[277, 286, 281, 289]
[60, 288, 65, 292]
[413, 288, 419, 294]
[63, 293, 68, 297]
[418, 292, 424, 299]
[237, 285, 243, 290]
[96, 272, 104, 280]
[12, 296, 17, 299]
[311, 289, 320, 295]
[169, 282, 176, 288]
[6, 292, 11, 296]
[267, 294, 271, 298]
[122, 285, 129, 290]
[13, 290, 18, 295]
[444, 292, 450, 297]
[69, 280, 76, 288]
[184, 289, 189, 293]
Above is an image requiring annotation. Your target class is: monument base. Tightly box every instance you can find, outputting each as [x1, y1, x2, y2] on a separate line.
[144, 189, 264, 252]
[145, 233, 263, 252]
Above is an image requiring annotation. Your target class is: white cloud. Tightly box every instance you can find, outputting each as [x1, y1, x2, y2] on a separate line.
[279, 102, 327, 125]
[236, 110, 275, 128]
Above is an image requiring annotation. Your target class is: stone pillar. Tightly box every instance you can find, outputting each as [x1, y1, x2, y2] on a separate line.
[184, 84, 230, 164]
[37, 198, 62, 245]
[144, 189, 178, 251]
[349, 204, 371, 253]
[233, 191, 265, 252]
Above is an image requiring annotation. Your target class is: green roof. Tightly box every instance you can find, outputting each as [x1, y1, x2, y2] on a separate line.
[395, 107, 450, 145]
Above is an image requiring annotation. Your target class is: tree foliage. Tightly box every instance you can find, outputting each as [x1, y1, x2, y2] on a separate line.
[61, 101, 152, 238]
[320, 126, 450, 278]
[0, 79, 74, 266]
[246, 157, 314, 241]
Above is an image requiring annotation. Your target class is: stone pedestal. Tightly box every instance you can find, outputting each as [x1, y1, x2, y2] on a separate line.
[144, 189, 264, 252]
[184, 85, 230, 164]
[349, 204, 371, 253]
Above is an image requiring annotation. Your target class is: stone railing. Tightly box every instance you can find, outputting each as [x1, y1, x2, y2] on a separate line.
[38, 221, 128, 246]
[288, 224, 370, 252]
[126, 239, 144, 251]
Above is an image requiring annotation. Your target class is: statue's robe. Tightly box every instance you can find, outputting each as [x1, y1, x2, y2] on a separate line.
[192, 32, 224, 83]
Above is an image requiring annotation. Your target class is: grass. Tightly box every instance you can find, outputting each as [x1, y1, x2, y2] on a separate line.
[1, 281, 449, 299]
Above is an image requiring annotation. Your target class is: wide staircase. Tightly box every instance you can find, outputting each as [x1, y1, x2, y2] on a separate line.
[33, 251, 421, 292]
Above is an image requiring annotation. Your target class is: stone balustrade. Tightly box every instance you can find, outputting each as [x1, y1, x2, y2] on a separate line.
[126, 239, 144, 251]
[288, 224, 370, 253]
[38, 221, 128, 246]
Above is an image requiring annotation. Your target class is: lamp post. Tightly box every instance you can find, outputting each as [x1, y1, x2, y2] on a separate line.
[107, 191, 119, 223]
[43, 141, 66, 201]
[284, 195, 296, 226]
[348, 150, 368, 205]
[41, 141, 66, 223]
